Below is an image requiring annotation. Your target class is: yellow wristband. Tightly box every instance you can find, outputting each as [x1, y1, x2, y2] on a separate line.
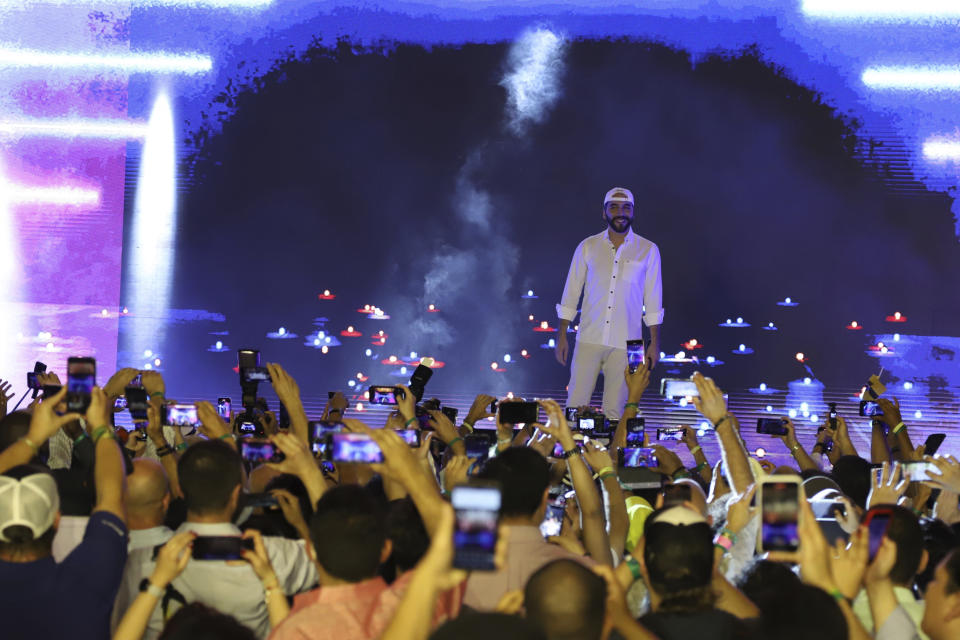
[20, 437, 39, 453]
[92, 426, 114, 444]
[892, 422, 906, 435]
[689, 445, 702, 456]
[595, 466, 614, 478]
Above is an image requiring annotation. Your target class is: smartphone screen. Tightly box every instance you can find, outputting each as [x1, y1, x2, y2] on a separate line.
[396, 428, 421, 447]
[625, 417, 645, 444]
[242, 367, 271, 383]
[464, 434, 493, 458]
[310, 420, 343, 441]
[114, 396, 128, 410]
[577, 417, 596, 433]
[859, 401, 884, 418]
[901, 461, 938, 483]
[539, 500, 566, 538]
[564, 407, 578, 422]
[165, 403, 200, 428]
[217, 397, 231, 419]
[626, 339, 645, 373]
[242, 492, 279, 509]
[368, 386, 398, 405]
[191, 536, 254, 561]
[761, 481, 800, 552]
[657, 427, 685, 441]
[660, 378, 699, 399]
[239, 440, 283, 463]
[126, 387, 149, 422]
[619, 447, 658, 468]
[452, 484, 501, 570]
[866, 510, 892, 560]
[329, 432, 384, 463]
[757, 418, 788, 436]
[66, 357, 96, 412]
[497, 401, 538, 425]
[26, 372, 40, 390]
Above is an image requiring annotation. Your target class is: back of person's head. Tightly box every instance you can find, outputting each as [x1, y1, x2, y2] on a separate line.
[0, 412, 33, 454]
[476, 447, 550, 518]
[0, 464, 58, 559]
[830, 456, 872, 508]
[917, 517, 960, 595]
[177, 440, 243, 516]
[264, 473, 313, 519]
[738, 559, 803, 615]
[127, 459, 170, 527]
[642, 506, 715, 612]
[386, 497, 430, 574]
[524, 559, 606, 640]
[430, 613, 547, 640]
[310, 484, 386, 582]
[758, 583, 847, 640]
[158, 603, 257, 640]
[871, 505, 925, 585]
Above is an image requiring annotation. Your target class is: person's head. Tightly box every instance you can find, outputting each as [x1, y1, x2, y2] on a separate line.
[524, 559, 606, 640]
[158, 602, 257, 640]
[739, 560, 803, 615]
[386, 497, 430, 574]
[601, 187, 634, 234]
[0, 465, 59, 561]
[126, 458, 170, 530]
[476, 447, 551, 523]
[917, 517, 960, 595]
[247, 464, 281, 494]
[177, 440, 243, 519]
[656, 479, 708, 521]
[865, 505, 926, 586]
[308, 484, 389, 584]
[430, 613, 547, 640]
[0, 412, 33, 454]
[830, 456, 872, 509]
[639, 506, 716, 613]
[757, 583, 847, 640]
[921, 549, 960, 640]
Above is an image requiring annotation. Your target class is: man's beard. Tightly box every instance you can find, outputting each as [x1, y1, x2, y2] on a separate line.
[606, 216, 631, 232]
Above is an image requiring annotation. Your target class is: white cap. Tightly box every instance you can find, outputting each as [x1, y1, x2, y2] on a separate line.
[0, 473, 59, 542]
[603, 187, 634, 206]
[651, 504, 708, 526]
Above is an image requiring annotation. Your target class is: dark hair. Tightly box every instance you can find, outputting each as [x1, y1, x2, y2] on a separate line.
[524, 559, 606, 640]
[264, 473, 313, 518]
[476, 447, 550, 518]
[0, 412, 32, 454]
[158, 603, 257, 640]
[944, 549, 960, 595]
[917, 517, 960, 595]
[0, 465, 57, 558]
[310, 484, 386, 582]
[830, 456, 872, 509]
[386, 497, 430, 574]
[430, 613, 547, 640]
[757, 583, 847, 640]
[738, 560, 803, 615]
[177, 440, 243, 515]
[873, 505, 925, 585]
[643, 510, 715, 612]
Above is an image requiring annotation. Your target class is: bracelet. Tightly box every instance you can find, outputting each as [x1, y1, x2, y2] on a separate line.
[892, 422, 906, 435]
[263, 580, 281, 598]
[157, 446, 173, 458]
[461, 420, 474, 432]
[720, 527, 739, 544]
[790, 443, 801, 453]
[713, 414, 734, 429]
[20, 436, 39, 453]
[689, 445, 702, 456]
[714, 535, 734, 553]
[672, 468, 691, 480]
[447, 437, 463, 447]
[92, 426, 114, 444]
[404, 417, 418, 428]
[561, 447, 581, 460]
[217, 433, 235, 442]
[175, 442, 188, 452]
[595, 466, 614, 478]
[695, 461, 709, 472]
[598, 472, 617, 482]
[624, 402, 639, 411]
[624, 554, 642, 581]
[144, 581, 165, 599]
[74, 432, 88, 446]
[828, 588, 847, 603]
[150, 391, 165, 399]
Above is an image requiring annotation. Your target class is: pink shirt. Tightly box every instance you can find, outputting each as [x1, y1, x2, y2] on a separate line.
[463, 525, 596, 611]
[269, 571, 462, 640]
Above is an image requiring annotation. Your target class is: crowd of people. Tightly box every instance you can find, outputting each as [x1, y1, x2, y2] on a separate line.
[2, 360, 960, 640]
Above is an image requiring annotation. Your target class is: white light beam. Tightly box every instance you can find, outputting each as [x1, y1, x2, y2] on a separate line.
[803, 0, 960, 20]
[6, 185, 100, 206]
[0, 118, 149, 140]
[0, 47, 212, 74]
[923, 139, 960, 161]
[862, 66, 960, 91]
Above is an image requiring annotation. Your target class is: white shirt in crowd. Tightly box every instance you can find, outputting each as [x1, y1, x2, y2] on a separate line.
[556, 228, 664, 348]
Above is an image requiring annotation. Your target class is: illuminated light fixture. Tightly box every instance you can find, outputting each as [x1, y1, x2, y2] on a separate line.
[923, 138, 960, 160]
[801, 0, 960, 20]
[0, 117, 148, 140]
[862, 66, 960, 90]
[0, 47, 212, 74]
[8, 0, 272, 6]
[4, 184, 99, 206]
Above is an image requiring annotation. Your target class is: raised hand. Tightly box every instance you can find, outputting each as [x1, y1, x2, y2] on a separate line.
[395, 384, 416, 422]
[149, 531, 195, 588]
[725, 484, 757, 535]
[427, 409, 460, 444]
[926, 454, 960, 494]
[85, 387, 112, 433]
[691, 372, 728, 426]
[464, 393, 496, 425]
[196, 401, 232, 441]
[103, 368, 141, 399]
[582, 439, 615, 473]
[140, 370, 165, 398]
[240, 529, 281, 586]
[24, 386, 80, 444]
[624, 362, 650, 402]
[875, 397, 903, 430]
[0, 379, 14, 418]
[650, 444, 683, 477]
[537, 398, 575, 451]
[867, 461, 908, 508]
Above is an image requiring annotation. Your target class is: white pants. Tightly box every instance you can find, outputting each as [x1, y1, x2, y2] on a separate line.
[565, 340, 628, 419]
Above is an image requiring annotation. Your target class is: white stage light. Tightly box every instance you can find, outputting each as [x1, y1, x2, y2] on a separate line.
[923, 139, 960, 160]
[6, 184, 99, 206]
[862, 66, 960, 90]
[0, 118, 148, 140]
[3, 0, 272, 7]
[802, 0, 960, 20]
[0, 47, 212, 74]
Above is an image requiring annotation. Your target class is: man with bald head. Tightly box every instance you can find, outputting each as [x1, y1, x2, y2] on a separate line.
[524, 559, 607, 640]
[126, 458, 173, 550]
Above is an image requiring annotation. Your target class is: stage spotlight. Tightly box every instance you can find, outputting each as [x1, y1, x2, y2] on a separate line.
[863, 66, 960, 90]
[802, 0, 960, 20]
[924, 139, 960, 160]
[0, 47, 212, 74]
[0, 117, 148, 140]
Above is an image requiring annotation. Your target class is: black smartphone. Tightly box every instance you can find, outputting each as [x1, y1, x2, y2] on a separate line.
[66, 356, 96, 412]
[489, 399, 499, 415]
[656, 427, 685, 441]
[618, 447, 658, 468]
[828, 403, 838, 430]
[126, 387, 149, 422]
[757, 417, 789, 436]
[626, 339, 645, 373]
[464, 434, 493, 458]
[239, 439, 285, 464]
[164, 403, 200, 429]
[328, 432, 384, 463]
[924, 433, 946, 457]
[368, 386, 398, 405]
[760, 479, 801, 552]
[865, 508, 893, 560]
[497, 401, 538, 425]
[577, 415, 597, 433]
[441, 406, 459, 423]
[242, 367, 271, 383]
[396, 428, 421, 447]
[452, 482, 501, 571]
[278, 403, 291, 430]
[191, 536, 254, 561]
[859, 400, 884, 418]
[242, 492, 279, 509]
[625, 417, 645, 444]
[564, 407, 578, 422]
[42, 384, 62, 398]
[217, 397, 231, 420]
[26, 372, 41, 390]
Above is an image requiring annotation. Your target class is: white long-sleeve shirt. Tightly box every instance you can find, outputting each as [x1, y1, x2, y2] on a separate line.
[556, 228, 664, 349]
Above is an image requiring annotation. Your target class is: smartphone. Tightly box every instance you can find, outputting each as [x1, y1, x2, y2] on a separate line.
[191, 536, 254, 561]
[42, 384, 62, 398]
[239, 439, 285, 463]
[242, 492, 279, 509]
[26, 372, 41, 390]
[625, 417, 645, 444]
[66, 356, 96, 412]
[901, 461, 939, 483]
[924, 433, 946, 457]
[860, 400, 884, 418]
[626, 339, 645, 373]
[619, 447, 658, 468]
[328, 432, 384, 464]
[497, 401, 539, 425]
[278, 403, 291, 430]
[539, 499, 566, 538]
[577, 416, 596, 433]
[126, 387, 149, 422]
[396, 428, 421, 447]
[757, 417, 789, 436]
[657, 427, 685, 441]
[489, 399, 499, 415]
[242, 367, 271, 383]
[661, 483, 693, 508]
[368, 386, 398, 405]
[309, 420, 343, 441]
[564, 407, 578, 422]
[164, 403, 200, 429]
[660, 378, 699, 398]
[865, 508, 893, 560]
[759, 477, 801, 552]
[828, 403, 838, 430]
[441, 406, 459, 423]
[452, 482, 501, 570]
[217, 397, 231, 420]
[465, 434, 493, 458]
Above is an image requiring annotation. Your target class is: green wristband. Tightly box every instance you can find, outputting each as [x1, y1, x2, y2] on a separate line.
[448, 437, 463, 447]
[175, 442, 188, 452]
[404, 417, 418, 428]
[624, 402, 639, 411]
[217, 433, 235, 442]
[73, 432, 88, 446]
[695, 461, 709, 472]
[150, 391, 165, 399]
[91, 426, 114, 444]
[624, 555, 642, 581]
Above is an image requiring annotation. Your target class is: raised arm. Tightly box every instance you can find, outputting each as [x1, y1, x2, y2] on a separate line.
[691, 373, 753, 494]
[266, 363, 310, 445]
[0, 386, 80, 473]
[779, 418, 819, 472]
[87, 387, 127, 521]
[146, 399, 181, 498]
[613, 363, 649, 450]
[583, 440, 628, 558]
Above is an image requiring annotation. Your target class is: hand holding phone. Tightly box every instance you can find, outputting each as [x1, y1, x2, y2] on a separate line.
[368, 386, 399, 405]
[191, 536, 254, 561]
[626, 339, 644, 374]
[239, 439, 285, 463]
[756, 417, 789, 436]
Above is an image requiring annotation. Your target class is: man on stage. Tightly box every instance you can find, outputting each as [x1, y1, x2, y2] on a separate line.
[555, 187, 664, 419]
